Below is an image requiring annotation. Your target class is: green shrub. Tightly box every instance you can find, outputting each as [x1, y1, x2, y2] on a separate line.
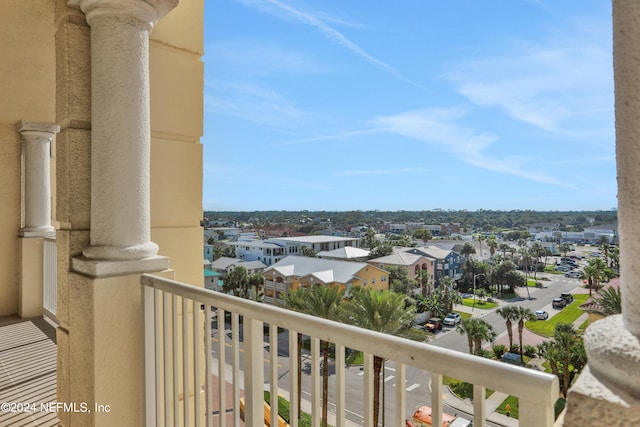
[492, 344, 507, 359]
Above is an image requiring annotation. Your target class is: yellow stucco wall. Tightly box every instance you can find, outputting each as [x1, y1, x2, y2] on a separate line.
[0, 0, 57, 316]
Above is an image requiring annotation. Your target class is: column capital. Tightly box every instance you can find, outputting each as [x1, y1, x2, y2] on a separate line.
[80, 0, 177, 28]
[16, 120, 60, 136]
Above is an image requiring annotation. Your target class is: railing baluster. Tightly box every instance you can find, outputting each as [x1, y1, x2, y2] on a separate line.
[311, 337, 321, 427]
[193, 301, 201, 427]
[430, 372, 443, 427]
[205, 305, 213, 427]
[163, 291, 171, 425]
[155, 290, 163, 426]
[363, 352, 373, 427]
[143, 284, 156, 427]
[182, 297, 189, 426]
[395, 363, 406, 427]
[245, 316, 264, 427]
[335, 345, 345, 427]
[217, 308, 226, 427]
[232, 313, 240, 426]
[269, 324, 278, 427]
[173, 294, 179, 427]
[473, 384, 486, 426]
[289, 329, 299, 427]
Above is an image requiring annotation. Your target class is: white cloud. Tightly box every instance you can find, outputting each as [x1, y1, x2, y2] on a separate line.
[204, 78, 306, 127]
[445, 20, 613, 135]
[372, 108, 572, 187]
[332, 168, 427, 177]
[237, 0, 422, 88]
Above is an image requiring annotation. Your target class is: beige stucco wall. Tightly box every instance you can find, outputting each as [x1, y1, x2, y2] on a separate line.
[150, 0, 204, 287]
[0, 0, 57, 316]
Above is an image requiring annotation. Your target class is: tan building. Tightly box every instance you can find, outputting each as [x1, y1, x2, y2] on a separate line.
[1, 0, 203, 425]
[263, 255, 389, 303]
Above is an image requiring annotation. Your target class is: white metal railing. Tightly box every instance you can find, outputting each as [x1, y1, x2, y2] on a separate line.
[141, 274, 559, 427]
[43, 237, 57, 319]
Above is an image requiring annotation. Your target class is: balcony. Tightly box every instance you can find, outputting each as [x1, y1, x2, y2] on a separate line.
[141, 274, 559, 427]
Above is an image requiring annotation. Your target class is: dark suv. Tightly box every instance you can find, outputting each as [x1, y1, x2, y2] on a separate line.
[425, 317, 443, 333]
[560, 292, 574, 304]
[552, 297, 566, 309]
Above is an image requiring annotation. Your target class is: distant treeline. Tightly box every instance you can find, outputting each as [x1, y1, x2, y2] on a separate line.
[203, 209, 617, 232]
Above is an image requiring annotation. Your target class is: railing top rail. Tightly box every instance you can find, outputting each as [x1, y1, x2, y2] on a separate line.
[141, 273, 558, 405]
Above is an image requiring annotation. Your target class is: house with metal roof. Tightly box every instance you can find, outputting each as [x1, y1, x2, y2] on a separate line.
[262, 255, 389, 304]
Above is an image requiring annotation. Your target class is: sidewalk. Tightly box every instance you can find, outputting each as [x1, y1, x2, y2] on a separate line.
[443, 386, 519, 427]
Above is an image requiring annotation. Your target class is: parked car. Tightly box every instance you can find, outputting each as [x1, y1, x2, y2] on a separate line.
[560, 292, 574, 304]
[443, 312, 462, 326]
[535, 310, 549, 320]
[425, 317, 443, 333]
[552, 297, 566, 309]
[565, 271, 581, 278]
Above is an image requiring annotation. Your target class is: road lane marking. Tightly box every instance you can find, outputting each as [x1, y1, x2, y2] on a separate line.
[406, 383, 420, 391]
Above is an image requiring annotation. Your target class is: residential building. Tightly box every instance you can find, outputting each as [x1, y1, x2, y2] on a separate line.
[228, 238, 287, 265]
[316, 246, 371, 261]
[262, 255, 389, 303]
[230, 235, 359, 265]
[406, 245, 463, 286]
[368, 252, 435, 294]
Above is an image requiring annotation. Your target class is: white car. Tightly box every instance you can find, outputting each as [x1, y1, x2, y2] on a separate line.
[443, 312, 462, 326]
[535, 310, 549, 320]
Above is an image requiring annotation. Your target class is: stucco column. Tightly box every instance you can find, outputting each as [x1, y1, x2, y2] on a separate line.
[563, 1, 640, 425]
[16, 120, 59, 236]
[77, 0, 173, 263]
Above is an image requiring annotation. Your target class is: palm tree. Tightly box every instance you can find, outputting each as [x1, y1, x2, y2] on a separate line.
[456, 318, 496, 355]
[499, 243, 511, 258]
[283, 285, 344, 427]
[584, 286, 622, 316]
[460, 242, 476, 262]
[558, 242, 572, 257]
[496, 305, 520, 350]
[515, 307, 537, 363]
[416, 268, 431, 297]
[224, 265, 249, 297]
[487, 235, 498, 258]
[343, 288, 416, 427]
[550, 323, 586, 396]
[476, 234, 486, 259]
[528, 241, 545, 280]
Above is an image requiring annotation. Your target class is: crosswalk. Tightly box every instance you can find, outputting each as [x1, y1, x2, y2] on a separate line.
[356, 365, 422, 392]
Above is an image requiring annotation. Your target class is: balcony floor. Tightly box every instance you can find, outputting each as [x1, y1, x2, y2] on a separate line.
[0, 316, 58, 427]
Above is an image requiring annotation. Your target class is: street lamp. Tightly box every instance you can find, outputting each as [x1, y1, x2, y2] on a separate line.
[473, 273, 485, 312]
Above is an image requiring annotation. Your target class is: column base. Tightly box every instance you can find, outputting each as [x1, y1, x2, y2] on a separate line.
[72, 255, 169, 278]
[20, 228, 56, 238]
[563, 365, 640, 426]
[583, 315, 640, 399]
[82, 241, 160, 260]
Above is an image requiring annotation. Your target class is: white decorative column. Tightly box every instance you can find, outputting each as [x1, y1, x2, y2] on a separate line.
[17, 120, 59, 236]
[563, 1, 640, 425]
[73, 0, 176, 275]
[16, 120, 59, 318]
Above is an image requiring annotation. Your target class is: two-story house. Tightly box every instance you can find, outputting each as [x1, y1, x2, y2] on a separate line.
[262, 255, 389, 304]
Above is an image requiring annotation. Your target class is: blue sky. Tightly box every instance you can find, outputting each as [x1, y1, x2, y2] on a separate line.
[202, 1, 615, 212]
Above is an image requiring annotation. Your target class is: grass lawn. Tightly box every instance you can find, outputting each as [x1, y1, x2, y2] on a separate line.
[264, 391, 322, 427]
[496, 395, 519, 419]
[457, 311, 472, 320]
[443, 376, 494, 399]
[525, 294, 590, 337]
[461, 298, 498, 310]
